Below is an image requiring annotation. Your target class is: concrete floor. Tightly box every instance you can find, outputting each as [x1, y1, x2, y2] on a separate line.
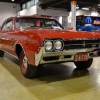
[0, 53, 100, 100]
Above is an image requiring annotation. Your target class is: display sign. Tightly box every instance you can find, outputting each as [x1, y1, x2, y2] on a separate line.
[76, 15, 84, 26]
[93, 19, 100, 25]
[76, 15, 100, 31]
[76, 16, 100, 26]
[85, 16, 92, 24]
[84, 16, 100, 26]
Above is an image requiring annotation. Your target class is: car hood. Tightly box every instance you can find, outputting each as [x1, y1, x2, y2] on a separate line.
[22, 28, 100, 40]
[38, 29, 100, 39]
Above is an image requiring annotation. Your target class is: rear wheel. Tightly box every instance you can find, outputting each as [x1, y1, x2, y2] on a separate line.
[74, 58, 93, 70]
[20, 51, 37, 79]
[0, 50, 4, 57]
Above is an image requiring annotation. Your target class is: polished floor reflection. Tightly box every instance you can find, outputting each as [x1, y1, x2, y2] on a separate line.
[0, 53, 100, 100]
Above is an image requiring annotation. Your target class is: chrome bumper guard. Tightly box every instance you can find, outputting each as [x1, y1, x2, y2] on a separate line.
[35, 47, 98, 66]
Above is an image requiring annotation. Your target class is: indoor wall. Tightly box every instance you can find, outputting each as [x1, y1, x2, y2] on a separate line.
[0, 2, 20, 26]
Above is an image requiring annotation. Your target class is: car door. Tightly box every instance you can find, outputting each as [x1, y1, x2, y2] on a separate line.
[0, 18, 17, 56]
[0, 21, 6, 49]
[0, 21, 7, 50]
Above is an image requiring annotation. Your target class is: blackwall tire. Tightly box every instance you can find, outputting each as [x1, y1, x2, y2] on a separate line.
[74, 58, 93, 70]
[20, 51, 37, 79]
[0, 50, 4, 57]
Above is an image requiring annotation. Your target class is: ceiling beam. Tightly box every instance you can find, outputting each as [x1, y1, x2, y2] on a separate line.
[40, 0, 69, 9]
[77, 0, 100, 4]
[46, 0, 68, 8]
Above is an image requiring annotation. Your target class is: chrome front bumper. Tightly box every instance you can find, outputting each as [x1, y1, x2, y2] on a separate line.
[35, 47, 97, 66]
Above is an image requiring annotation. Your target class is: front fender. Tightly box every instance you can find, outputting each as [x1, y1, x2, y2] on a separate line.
[15, 40, 36, 66]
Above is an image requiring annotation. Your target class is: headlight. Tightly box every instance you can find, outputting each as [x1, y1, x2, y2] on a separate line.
[54, 40, 63, 50]
[44, 41, 53, 51]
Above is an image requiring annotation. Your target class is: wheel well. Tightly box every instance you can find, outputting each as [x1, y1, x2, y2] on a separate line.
[15, 44, 23, 58]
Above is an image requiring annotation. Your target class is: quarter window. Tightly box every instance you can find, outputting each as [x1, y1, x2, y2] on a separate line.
[1, 23, 6, 31]
[6, 19, 13, 31]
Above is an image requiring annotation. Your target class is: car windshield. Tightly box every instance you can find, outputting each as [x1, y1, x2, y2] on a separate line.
[16, 17, 63, 30]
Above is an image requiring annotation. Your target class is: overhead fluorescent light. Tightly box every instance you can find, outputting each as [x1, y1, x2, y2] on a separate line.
[98, 4, 100, 6]
[82, 7, 89, 10]
[76, 6, 79, 9]
[76, 5, 79, 9]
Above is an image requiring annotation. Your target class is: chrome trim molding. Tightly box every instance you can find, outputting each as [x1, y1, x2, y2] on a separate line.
[34, 47, 95, 66]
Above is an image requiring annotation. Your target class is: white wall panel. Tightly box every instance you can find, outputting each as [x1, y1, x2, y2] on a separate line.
[76, 10, 91, 16]
[37, 6, 68, 16]
[19, 5, 37, 16]
[18, 5, 69, 16]
[0, 2, 20, 26]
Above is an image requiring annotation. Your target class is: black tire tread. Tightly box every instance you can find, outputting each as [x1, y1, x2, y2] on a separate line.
[74, 58, 93, 70]
[20, 51, 37, 79]
[0, 50, 4, 57]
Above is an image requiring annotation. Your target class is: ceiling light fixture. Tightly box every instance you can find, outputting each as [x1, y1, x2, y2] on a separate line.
[76, 5, 79, 9]
[12, 0, 14, 1]
[76, 6, 79, 9]
[98, 4, 100, 6]
[82, 7, 89, 10]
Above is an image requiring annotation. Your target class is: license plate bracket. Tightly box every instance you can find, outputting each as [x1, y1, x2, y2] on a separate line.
[74, 52, 88, 62]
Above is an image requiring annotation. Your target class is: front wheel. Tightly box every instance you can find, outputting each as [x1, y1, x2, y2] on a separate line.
[20, 51, 37, 79]
[74, 58, 93, 70]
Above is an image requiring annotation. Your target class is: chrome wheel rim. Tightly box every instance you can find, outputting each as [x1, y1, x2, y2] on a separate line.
[23, 56, 28, 69]
[21, 53, 28, 73]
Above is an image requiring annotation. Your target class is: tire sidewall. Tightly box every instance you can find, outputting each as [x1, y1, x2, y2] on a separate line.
[74, 58, 93, 69]
[0, 50, 4, 57]
[20, 51, 37, 79]
[20, 51, 28, 77]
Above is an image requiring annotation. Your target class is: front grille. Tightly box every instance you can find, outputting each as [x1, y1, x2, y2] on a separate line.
[64, 39, 100, 50]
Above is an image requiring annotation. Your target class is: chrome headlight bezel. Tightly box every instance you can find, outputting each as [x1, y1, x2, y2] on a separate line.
[44, 39, 64, 52]
[54, 40, 63, 50]
[44, 40, 53, 51]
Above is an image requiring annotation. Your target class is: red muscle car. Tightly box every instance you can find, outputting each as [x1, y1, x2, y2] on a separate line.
[0, 16, 100, 79]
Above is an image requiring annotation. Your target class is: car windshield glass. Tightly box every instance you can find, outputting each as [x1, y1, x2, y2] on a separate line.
[16, 18, 63, 30]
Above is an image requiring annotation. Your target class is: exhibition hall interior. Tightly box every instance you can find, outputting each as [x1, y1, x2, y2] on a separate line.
[0, 0, 100, 100]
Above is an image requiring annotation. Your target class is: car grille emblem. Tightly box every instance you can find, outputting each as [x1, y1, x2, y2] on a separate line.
[83, 41, 86, 47]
